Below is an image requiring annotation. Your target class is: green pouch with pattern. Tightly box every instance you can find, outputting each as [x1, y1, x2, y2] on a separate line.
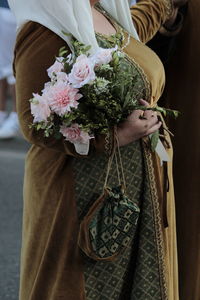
[78, 185, 140, 261]
[78, 136, 140, 261]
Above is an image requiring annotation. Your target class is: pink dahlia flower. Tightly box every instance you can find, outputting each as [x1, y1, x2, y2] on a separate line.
[44, 82, 82, 116]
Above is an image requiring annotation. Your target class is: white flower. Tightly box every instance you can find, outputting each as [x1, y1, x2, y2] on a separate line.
[56, 72, 68, 83]
[30, 93, 51, 123]
[47, 57, 64, 79]
[91, 46, 118, 66]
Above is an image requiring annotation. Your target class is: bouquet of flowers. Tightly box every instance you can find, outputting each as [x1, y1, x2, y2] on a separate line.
[29, 38, 178, 155]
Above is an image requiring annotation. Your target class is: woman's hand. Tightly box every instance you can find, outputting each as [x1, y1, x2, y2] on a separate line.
[117, 100, 162, 147]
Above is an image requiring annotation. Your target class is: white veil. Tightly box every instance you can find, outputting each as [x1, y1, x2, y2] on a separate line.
[8, 0, 139, 53]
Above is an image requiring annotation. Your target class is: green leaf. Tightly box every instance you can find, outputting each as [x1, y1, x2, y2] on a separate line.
[84, 45, 92, 53]
[54, 132, 62, 140]
[59, 50, 68, 57]
[61, 31, 71, 37]
[59, 46, 69, 57]
[164, 108, 180, 119]
[37, 124, 42, 130]
[150, 130, 159, 152]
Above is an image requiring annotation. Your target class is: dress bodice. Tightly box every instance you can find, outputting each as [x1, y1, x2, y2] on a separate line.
[123, 32, 166, 104]
[95, 4, 166, 106]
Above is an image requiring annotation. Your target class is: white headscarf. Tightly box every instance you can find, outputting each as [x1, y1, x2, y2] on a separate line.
[8, 0, 139, 53]
[8, 0, 169, 161]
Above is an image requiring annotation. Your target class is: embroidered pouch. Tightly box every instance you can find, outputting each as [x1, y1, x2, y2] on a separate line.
[78, 185, 140, 261]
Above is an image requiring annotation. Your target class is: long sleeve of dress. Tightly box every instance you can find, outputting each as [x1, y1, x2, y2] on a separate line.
[131, 0, 174, 43]
[14, 22, 110, 157]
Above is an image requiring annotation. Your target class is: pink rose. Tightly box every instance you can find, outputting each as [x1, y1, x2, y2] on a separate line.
[92, 47, 117, 66]
[47, 57, 64, 78]
[44, 82, 82, 116]
[31, 93, 51, 123]
[60, 123, 92, 144]
[68, 54, 96, 88]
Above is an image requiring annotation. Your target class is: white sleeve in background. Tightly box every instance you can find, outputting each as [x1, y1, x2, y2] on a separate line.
[129, 0, 136, 6]
[0, 8, 16, 84]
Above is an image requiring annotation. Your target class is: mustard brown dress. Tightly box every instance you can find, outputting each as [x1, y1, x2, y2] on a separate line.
[14, 1, 178, 299]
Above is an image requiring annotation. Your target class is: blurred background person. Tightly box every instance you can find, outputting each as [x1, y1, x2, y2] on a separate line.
[164, 1, 200, 299]
[0, 0, 19, 139]
[132, 1, 200, 300]
[129, 0, 136, 5]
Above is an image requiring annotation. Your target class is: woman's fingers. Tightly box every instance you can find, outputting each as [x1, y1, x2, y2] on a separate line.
[130, 99, 157, 120]
[139, 99, 158, 119]
[139, 99, 149, 106]
[145, 121, 162, 136]
[144, 115, 159, 129]
[117, 99, 161, 146]
[128, 108, 144, 120]
[139, 99, 157, 119]
[143, 109, 157, 119]
[128, 106, 158, 128]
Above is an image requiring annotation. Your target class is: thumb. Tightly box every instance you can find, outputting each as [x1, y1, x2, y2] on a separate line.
[139, 99, 149, 107]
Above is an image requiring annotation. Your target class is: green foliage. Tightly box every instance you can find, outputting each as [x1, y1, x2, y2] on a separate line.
[59, 46, 69, 57]
[133, 105, 180, 119]
[31, 35, 179, 151]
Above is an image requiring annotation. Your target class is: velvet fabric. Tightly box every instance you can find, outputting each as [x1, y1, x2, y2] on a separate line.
[13, 1, 178, 299]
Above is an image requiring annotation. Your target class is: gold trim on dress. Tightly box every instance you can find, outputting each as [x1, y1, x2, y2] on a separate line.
[143, 141, 168, 300]
[95, 6, 152, 102]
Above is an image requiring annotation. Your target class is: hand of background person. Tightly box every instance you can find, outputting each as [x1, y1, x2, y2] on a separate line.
[117, 100, 161, 147]
[164, 0, 188, 31]
[173, 0, 188, 8]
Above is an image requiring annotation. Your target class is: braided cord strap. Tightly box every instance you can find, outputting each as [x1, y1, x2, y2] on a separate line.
[104, 128, 115, 157]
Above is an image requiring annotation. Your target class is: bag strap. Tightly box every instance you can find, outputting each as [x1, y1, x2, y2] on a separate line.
[104, 127, 127, 191]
